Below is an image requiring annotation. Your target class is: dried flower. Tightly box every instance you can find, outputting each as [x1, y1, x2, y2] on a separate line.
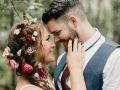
[25, 34, 33, 42]
[32, 18, 37, 23]
[2, 47, 10, 63]
[32, 36, 36, 41]
[23, 20, 29, 25]
[33, 31, 38, 36]
[38, 63, 42, 68]
[2, 47, 10, 58]
[17, 24, 25, 29]
[38, 68, 48, 78]
[14, 28, 21, 35]
[3, 47, 19, 70]
[7, 53, 14, 59]
[34, 73, 39, 78]
[26, 47, 35, 55]
[17, 49, 22, 56]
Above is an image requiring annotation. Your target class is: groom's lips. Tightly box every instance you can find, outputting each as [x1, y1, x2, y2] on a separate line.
[59, 39, 68, 43]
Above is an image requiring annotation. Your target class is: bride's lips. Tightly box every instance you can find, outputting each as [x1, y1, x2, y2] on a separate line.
[50, 49, 55, 53]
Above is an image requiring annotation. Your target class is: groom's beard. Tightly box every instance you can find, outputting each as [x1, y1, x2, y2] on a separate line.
[63, 40, 75, 52]
[63, 41, 68, 52]
[63, 38, 75, 52]
[63, 35, 79, 52]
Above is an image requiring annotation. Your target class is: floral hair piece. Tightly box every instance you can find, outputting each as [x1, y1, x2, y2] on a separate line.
[2, 20, 54, 90]
[2, 47, 19, 70]
[22, 62, 33, 74]
[2, 20, 38, 72]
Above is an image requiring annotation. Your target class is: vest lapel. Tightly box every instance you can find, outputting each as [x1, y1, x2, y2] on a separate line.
[54, 53, 66, 83]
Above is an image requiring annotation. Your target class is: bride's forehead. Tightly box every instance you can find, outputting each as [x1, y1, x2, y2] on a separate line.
[41, 27, 49, 37]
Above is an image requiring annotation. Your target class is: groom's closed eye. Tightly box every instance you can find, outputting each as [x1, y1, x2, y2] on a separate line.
[52, 30, 61, 36]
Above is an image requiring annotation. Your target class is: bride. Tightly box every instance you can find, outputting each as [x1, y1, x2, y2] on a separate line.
[2, 20, 86, 90]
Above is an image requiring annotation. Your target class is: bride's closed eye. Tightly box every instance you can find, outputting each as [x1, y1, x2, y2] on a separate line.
[46, 34, 50, 41]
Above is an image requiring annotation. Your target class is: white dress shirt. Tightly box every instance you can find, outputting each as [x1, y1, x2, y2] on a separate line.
[56, 29, 120, 90]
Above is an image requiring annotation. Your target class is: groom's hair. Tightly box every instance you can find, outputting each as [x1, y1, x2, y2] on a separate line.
[42, 0, 87, 24]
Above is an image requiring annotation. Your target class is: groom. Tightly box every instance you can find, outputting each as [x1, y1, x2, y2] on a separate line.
[42, 0, 120, 90]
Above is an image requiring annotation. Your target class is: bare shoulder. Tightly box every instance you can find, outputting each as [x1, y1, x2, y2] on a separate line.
[23, 85, 43, 90]
[16, 85, 44, 90]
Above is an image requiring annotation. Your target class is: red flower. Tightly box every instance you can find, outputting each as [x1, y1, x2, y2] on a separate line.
[17, 24, 25, 29]
[38, 68, 48, 78]
[25, 34, 33, 42]
[22, 63, 33, 74]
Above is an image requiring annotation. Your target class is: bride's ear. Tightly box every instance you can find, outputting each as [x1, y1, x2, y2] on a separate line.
[68, 16, 78, 30]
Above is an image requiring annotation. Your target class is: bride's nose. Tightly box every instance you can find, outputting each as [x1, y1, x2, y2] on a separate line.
[51, 41, 56, 48]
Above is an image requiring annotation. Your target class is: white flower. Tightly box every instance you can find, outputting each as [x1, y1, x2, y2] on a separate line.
[33, 18, 37, 23]
[33, 31, 38, 36]
[34, 73, 39, 78]
[2, 47, 10, 63]
[32, 36, 36, 41]
[23, 20, 29, 24]
[14, 28, 21, 35]
[38, 63, 42, 68]
[27, 47, 35, 55]
[17, 49, 22, 56]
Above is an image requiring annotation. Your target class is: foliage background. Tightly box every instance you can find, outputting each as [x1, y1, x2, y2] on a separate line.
[0, 0, 119, 90]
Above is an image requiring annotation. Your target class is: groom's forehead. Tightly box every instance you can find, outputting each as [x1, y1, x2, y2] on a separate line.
[47, 20, 59, 30]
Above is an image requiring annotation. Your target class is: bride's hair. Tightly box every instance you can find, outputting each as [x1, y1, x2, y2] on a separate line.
[3, 21, 53, 90]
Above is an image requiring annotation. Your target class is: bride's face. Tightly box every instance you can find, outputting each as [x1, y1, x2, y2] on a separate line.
[41, 26, 56, 64]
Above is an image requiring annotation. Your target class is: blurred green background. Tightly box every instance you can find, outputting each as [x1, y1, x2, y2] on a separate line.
[0, 0, 119, 90]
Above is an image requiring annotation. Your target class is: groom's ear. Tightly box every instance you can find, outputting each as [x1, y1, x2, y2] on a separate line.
[68, 15, 78, 30]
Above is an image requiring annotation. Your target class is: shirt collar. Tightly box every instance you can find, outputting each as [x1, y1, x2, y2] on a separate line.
[82, 28, 101, 51]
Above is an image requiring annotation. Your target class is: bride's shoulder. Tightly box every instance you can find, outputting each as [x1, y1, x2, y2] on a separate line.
[16, 84, 43, 90]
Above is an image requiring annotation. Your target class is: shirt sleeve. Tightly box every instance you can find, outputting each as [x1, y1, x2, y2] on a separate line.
[103, 48, 120, 90]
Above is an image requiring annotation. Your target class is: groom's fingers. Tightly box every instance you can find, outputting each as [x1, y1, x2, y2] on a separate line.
[73, 37, 78, 52]
[68, 40, 72, 55]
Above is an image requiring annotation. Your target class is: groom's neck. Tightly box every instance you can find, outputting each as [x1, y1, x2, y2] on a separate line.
[78, 22, 96, 44]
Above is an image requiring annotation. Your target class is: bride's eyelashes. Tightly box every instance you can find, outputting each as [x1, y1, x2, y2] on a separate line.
[46, 35, 50, 41]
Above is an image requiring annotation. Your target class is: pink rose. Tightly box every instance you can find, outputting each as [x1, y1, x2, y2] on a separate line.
[22, 63, 33, 73]
[9, 60, 19, 70]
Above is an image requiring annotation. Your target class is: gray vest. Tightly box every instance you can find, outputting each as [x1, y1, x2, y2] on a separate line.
[54, 42, 119, 90]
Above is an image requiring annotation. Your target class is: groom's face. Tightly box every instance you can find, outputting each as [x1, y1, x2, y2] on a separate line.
[47, 19, 77, 44]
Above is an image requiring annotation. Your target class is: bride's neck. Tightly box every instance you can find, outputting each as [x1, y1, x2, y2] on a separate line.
[16, 76, 30, 90]
[17, 76, 30, 85]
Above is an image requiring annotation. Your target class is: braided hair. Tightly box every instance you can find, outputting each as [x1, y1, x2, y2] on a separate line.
[3, 21, 54, 90]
